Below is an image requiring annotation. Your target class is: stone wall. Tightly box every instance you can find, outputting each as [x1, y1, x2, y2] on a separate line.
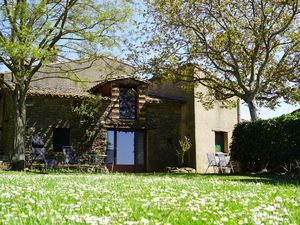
[145, 103, 182, 171]
[179, 90, 196, 169]
[25, 96, 110, 162]
[2, 88, 187, 172]
[146, 79, 195, 171]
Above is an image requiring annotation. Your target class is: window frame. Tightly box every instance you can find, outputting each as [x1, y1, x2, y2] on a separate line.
[215, 131, 228, 153]
[118, 87, 138, 120]
[106, 129, 146, 166]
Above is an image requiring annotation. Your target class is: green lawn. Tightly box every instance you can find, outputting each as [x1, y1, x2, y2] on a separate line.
[0, 172, 299, 225]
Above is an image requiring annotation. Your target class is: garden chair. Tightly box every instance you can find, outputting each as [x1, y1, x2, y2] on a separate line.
[205, 153, 219, 173]
[30, 135, 46, 169]
[62, 146, 80, 169]
[45, 159, 59, 170]
[218, 153, 234, 173]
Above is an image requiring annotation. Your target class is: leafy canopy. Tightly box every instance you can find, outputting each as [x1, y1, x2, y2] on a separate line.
[135, 0, 300, 120]
[0, 0, 132, 88]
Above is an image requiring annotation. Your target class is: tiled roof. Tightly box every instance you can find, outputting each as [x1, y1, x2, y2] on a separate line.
[29, 58, 136, 90]
[2, 59, 184, 104]
[27, 86, 92, 99]
[2, 58, 145, 98]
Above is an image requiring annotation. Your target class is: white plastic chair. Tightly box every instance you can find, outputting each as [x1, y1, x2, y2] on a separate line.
[205, 153, 219, 173]
[218, 153, 234, 173]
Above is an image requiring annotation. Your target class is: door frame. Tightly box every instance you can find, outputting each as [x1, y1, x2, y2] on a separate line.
[106, 128, 147, 172]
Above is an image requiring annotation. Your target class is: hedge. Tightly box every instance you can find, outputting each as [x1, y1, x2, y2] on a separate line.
[231, 112, 300, 173]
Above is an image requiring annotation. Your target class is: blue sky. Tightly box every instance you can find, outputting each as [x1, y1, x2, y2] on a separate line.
[240, 102, 299, 120]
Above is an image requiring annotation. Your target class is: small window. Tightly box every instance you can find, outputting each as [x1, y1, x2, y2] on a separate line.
[53, 128, 70, 152]
[215, 132, 228, 153]
[119, 88, 137, 119]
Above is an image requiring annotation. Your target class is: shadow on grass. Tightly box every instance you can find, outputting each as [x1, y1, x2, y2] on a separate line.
[8, 169, 300, 186]
[223, 173, 300, 186]
[130, 172, 300, 186]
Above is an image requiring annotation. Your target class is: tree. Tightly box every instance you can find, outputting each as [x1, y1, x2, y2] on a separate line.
[0, 0, 132, 169]
[135, 0, 300, 121]
[177, 136, 191, 167]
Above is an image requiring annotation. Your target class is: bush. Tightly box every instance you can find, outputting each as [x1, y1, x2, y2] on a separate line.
[231, 112, 300, 174]
[177, 136, 192, 167]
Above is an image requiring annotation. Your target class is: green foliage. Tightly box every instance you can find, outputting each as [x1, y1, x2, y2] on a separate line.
[0, 0, 132, 71]
[177, 136, 192, 166]
[73, 97, 104, 124]
[135, 0, 300, 121]
[72, 96, 104, 141]
[0, 0, 133, 164]
[231, 112, 300, 173]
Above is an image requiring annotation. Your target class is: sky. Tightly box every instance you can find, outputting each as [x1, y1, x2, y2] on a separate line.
[240, 102, 299, 121]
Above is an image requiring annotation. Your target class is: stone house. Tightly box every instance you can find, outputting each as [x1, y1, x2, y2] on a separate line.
[0, 59, 239, 172]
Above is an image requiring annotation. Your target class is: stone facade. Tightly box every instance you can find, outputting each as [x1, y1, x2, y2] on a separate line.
[0, 59, 239, 172]
[17, 87, 183, 171]
[145, 103, 182, 171]
[24, 96, 111, 162]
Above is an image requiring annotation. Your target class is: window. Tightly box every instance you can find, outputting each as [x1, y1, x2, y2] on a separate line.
[215, 132, 228, 153]
[106, 130, 145, 166]
[53, 128, 70, 152]
[116, 131, 135, 164]
[119, 88, 137, 119]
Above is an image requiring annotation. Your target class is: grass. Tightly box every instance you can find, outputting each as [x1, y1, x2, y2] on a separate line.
[0, 172, 299, 225]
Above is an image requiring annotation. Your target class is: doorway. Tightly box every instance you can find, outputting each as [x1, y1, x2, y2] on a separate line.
[106, 130, 145, 172]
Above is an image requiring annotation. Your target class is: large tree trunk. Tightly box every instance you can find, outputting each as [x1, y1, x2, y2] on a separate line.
[11, 85, 27, 170]
[247, 99, 259, 121]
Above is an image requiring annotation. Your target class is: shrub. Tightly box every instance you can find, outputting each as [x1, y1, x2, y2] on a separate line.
[177, 136, 192, 167]
[231, 112, 300, 174]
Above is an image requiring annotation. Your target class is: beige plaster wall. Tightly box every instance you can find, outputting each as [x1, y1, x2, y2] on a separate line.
[193, 85, 239, 173]
[147, 80, 186, 100]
